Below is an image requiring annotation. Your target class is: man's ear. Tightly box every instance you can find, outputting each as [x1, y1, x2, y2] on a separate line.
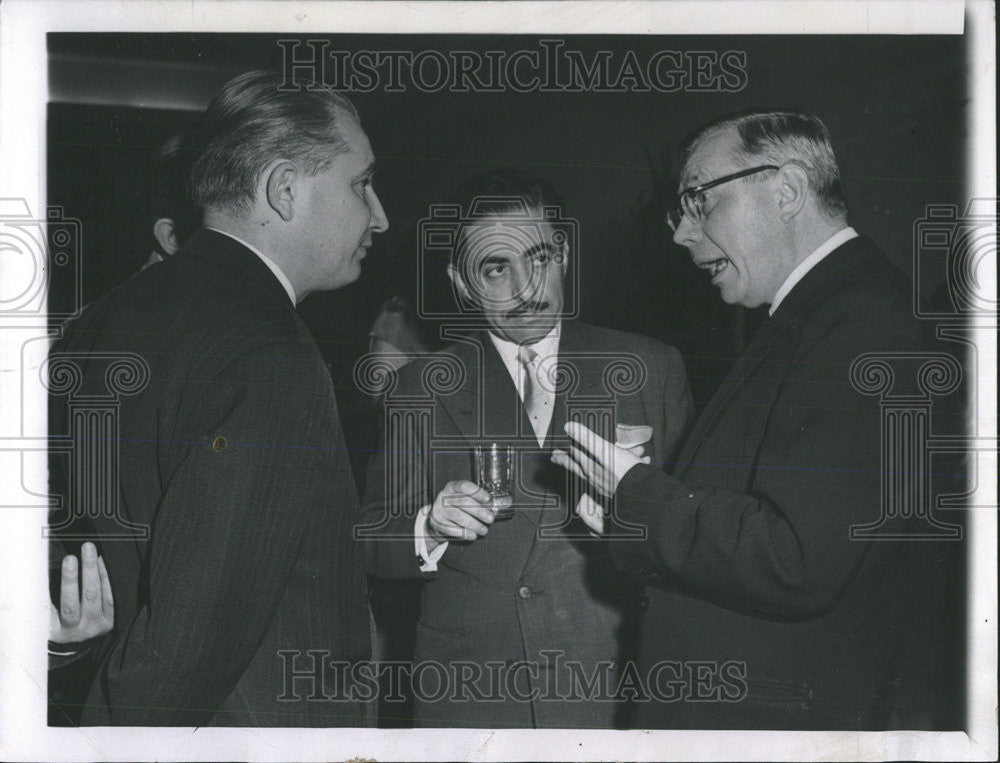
[776, 163, 809, 223]
[265, 160, 298, 222]
[446, 262, 472, 303]
[152, 218, 179, 256]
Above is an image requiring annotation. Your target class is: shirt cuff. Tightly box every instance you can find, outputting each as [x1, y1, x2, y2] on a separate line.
[415, 504, 448, 573]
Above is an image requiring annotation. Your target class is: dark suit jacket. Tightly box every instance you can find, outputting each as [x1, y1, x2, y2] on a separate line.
[609, 237, 962, 729]
[49, 229, 371, 726]
[361, 321, 693, 728]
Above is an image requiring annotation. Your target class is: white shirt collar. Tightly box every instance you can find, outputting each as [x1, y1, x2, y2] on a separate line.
[204, 227, 298, 306]
[488, 323, 561, 394]
[769, 227, 858, 316]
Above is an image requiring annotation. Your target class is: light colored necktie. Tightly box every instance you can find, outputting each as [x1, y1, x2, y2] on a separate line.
[518, 345, 547, 444]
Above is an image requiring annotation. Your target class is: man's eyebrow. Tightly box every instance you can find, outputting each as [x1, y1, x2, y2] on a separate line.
[475, 242, 556, 269]
[522, 242, 557, 259]
[479, 254, 512, 267]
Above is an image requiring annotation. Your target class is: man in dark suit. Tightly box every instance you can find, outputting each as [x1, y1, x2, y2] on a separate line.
[48, 131, 199, 726]
[556, 110, 962, 729]
[49, 70, 388, 725]
[361, 169, 694, 728]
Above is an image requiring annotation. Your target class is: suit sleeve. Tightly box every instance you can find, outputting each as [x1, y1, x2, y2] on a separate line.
[360, 369, 436, 580]
[83, 341, 335, 725]
[656, 344, 695, 465]
[609, 314, 918, 620]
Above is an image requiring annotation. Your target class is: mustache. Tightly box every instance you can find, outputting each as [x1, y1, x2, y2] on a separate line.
[504, 300, 549, 318]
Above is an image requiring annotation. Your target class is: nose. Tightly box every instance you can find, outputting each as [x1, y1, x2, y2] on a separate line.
[671, 213, 701, 248]
[367, 186, 389, 233]
[509, 258, 541, 302]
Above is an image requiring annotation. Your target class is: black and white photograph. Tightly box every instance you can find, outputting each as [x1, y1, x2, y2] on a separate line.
[0, 1, 995, 760]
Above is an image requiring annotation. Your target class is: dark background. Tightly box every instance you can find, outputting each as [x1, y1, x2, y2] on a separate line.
[47, 33, 968, 489]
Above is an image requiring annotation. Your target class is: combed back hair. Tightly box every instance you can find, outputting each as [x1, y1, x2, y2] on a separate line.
[449, 168, 566, 267]
[451, 168, 565, 220]
[145, 132, 199, 252]
[190, 70, 360, 214]
[679, 110, 849, 218]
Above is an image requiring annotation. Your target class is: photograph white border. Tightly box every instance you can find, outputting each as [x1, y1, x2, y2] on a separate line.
[1, 2, 994, 760]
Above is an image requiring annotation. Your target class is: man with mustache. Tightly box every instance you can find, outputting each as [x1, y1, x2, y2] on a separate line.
[361, 168, 694, 728]
[50, 70, 388, 725]
[555, 110, 961, 729]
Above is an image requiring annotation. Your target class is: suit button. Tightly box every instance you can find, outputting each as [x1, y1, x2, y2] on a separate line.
[518, 586, 532, 599]
[638, 595, 650, 611]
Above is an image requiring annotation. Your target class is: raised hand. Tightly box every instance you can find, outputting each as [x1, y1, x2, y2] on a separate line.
[551, 421, 649, 500]
[49, 542, 114, 644]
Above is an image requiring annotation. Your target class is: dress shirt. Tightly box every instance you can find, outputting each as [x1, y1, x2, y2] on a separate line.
[204, 226, 298, 305]
[488, 324, 561, 446]
[769, 227, 858, 315]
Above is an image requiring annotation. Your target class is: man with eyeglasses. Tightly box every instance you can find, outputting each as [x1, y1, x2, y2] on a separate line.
[554, 110, 961, 729]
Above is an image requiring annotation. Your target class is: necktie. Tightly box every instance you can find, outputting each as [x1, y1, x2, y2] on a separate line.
[518, 345, 548, 445]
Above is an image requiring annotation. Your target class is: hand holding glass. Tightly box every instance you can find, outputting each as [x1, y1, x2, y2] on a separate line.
[474, 443, 515, 520]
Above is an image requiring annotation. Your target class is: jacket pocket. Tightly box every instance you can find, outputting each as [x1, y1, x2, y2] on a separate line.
[416, 618, 469, 639]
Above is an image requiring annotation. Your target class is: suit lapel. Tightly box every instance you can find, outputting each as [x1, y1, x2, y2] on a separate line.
[522, 322, 608, 574]
[435, 332, 525, 444]
[676, 241, 864, 472]
[435, 333, 547, 538]
[675, 312, 786, 467]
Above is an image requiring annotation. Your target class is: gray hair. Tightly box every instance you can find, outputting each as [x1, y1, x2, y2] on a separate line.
[680, 110, 848, 218]
[190, 70, 359, 214]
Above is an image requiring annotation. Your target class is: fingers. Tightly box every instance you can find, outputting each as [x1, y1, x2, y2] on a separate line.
[564, 421, 613, 461]
[59, 554, 81, 627]
[49, 601, 62, 642]
[430, 480, 496, 540]
[551, 448, 587, 484]
[443, 480, 494, 507]
[79, 542, 102, 618]
[574, 493, 605, 535]
[568, 444, 602, 485]
[97, 555, 114, 622]
[428, 511, 490, 540]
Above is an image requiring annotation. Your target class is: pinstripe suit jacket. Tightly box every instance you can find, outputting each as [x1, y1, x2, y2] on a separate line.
[50, 229, 371, 726]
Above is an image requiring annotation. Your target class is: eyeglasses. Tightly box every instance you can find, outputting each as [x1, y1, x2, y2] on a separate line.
[666, 165, 779, 231]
